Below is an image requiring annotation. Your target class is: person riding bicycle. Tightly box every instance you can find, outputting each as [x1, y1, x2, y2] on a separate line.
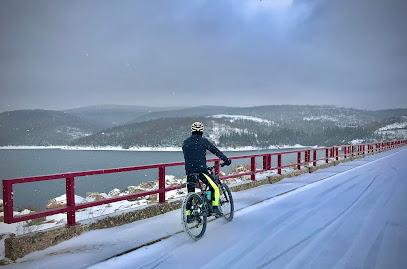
[182, 122, 232, 222]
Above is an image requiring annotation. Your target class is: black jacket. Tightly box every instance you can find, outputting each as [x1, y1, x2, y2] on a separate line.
[182, 133, 229, 175]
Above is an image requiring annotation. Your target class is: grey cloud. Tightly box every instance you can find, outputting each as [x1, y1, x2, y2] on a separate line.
[0, 0, 406, 111]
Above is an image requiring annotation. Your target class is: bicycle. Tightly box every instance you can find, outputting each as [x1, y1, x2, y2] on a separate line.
[181, 163, 234, 240]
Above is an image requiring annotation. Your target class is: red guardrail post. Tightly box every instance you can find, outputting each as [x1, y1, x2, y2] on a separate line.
[251, 157, 256, 181]
[66, 177, 76, 226]
[268, 154, 271, 170]
[307, 150, 311, 165]
[214, 159, 220, 176]
[313, 150, 317, 166]
[325, 148, 329, 163]
[158, 166, 165, 203]
[2, 181, 13, 224]
[297, 152, 301, 170]
[278, 154, 282, 175]
[263, 155, 267, 171]
[336, 147, 339, 160]
[344, 147, 347, 158]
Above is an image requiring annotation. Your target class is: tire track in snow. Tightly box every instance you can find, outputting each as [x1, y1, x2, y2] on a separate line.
[255, 172, 383, 269]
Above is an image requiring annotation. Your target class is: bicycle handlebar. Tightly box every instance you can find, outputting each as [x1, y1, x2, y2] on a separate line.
[207, 163, 227, 171]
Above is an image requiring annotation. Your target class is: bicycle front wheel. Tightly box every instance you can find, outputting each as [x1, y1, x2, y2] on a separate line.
[181, 193, 207, 240]
[219, 183, 234, 222]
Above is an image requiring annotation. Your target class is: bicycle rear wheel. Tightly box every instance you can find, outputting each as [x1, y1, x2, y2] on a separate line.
[219, 183, 234, 222]
[181, 193, 207, 240]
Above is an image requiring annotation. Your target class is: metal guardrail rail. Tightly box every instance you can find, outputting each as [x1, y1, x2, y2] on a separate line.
[2, 140, 406, 226]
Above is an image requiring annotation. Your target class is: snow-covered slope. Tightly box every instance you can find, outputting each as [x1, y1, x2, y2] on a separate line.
[211, 114, 276, 125]
[375, 116, 407, 139]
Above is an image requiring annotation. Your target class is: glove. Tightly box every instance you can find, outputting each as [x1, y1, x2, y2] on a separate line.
[224, 158, 232, 166]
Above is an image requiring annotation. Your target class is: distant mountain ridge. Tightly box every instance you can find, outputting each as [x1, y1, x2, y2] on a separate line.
[64, 104, 188, 128]
[132, 105, 407, 131]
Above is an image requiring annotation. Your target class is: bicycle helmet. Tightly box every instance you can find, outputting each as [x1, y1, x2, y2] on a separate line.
[191, 122, 204, 133]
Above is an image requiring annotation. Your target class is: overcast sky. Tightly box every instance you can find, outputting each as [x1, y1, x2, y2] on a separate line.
[1, 0, 406, 112]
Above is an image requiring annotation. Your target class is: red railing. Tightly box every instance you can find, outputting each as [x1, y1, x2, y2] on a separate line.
[2, 140, 406, 226]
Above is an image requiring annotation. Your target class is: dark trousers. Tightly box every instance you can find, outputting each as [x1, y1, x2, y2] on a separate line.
[186, 173, 218, 211]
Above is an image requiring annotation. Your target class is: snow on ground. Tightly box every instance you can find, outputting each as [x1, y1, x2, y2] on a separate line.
[210, 114, 275, 125]
[4, 147, 407, 268]
[88, 147, 407, 269]
[0, 176, 187, 236]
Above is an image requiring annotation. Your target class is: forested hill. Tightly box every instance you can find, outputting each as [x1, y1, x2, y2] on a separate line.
[0, 110, 101, 146]
[133, 105, 407, 128]
[2, 105, 406, 147]
[70, 116, 380, 148]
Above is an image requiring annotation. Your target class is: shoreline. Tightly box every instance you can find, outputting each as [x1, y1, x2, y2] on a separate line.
[0, 144, 313, 152]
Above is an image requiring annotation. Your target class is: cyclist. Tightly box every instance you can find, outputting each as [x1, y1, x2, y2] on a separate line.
[182, 122, 231, 222]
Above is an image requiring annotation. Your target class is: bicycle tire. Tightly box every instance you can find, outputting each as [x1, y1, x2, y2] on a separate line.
[181, 193, 207, 240]
[219, 183, 234, 222]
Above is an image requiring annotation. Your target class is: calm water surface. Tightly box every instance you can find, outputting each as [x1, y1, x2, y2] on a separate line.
[0, 148, 327, 209]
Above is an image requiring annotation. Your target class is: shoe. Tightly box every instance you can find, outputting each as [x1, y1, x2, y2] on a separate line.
[212, 206, 223, 217]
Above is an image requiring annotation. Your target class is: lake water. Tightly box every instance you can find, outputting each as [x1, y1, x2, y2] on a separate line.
[0, 148, 328, 210]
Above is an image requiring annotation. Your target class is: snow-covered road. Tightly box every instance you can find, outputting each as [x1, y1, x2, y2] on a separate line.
[89, 148, 407, 269]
